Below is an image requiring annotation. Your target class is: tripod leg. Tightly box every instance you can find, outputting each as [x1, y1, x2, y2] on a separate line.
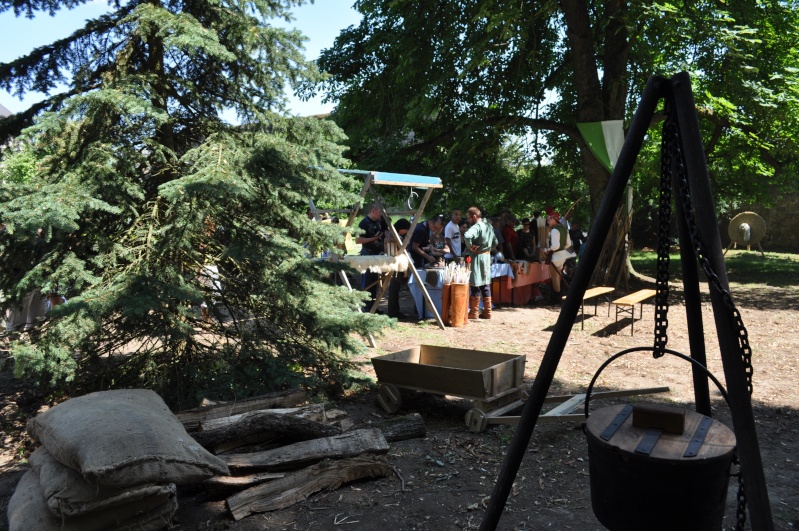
[671, 71, 773, 530]
[479, 75, 670, 531]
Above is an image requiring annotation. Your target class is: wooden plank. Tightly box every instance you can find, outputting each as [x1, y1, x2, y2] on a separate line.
[485, 400, 525, 419]
[226, 456, 392, 521]
[373, 360, 488, 398]
[583, 286, 615, 299]
[175, 389, 307, 430]
[544, 387, 670, 404]
[544, 394, 587, 417]
[418, 345, 522, 370]
[222, 428, 390, 472]
[612, 288, 657, 306]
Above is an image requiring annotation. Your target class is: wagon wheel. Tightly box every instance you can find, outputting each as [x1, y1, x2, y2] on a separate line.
[465, 408, 488, 433]
[377, 384, 402, 414]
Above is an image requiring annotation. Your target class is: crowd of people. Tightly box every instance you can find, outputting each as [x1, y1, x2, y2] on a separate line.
[355, 203, 584, 320]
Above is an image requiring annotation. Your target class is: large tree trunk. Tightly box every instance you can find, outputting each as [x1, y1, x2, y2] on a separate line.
[562, 0, 634, 282]
[561, 0, 612, 218]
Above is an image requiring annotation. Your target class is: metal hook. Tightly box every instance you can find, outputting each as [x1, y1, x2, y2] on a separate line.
[407, 189, 418, 210]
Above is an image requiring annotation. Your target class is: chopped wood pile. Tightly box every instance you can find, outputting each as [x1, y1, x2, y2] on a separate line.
[7, 388, 426, 529]
[176, 388, 427, 522]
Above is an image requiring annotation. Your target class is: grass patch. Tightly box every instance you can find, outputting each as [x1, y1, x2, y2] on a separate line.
[629, 250, 799, 288]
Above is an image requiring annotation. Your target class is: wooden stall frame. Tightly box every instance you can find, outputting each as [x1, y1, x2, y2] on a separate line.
[310, 170, 446, 345]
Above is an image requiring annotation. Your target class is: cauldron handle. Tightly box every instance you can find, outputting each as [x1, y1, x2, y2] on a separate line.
[583, 346, 730, 418]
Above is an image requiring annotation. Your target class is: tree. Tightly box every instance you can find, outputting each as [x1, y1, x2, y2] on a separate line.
[317, 0, 799, 232]
[0, 0, 389, 407]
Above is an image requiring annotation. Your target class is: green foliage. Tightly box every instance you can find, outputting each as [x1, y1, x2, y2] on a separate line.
[319, 0, 799, 225]
[0, 146, 38, 183]
[0, 0, 391, 408]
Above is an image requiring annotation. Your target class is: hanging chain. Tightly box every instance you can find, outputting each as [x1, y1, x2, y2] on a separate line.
[669, 136, 755, 396]
[730, 451, 747, 531]
[656, 103, 753, 531]
[652, 110, 676, 357]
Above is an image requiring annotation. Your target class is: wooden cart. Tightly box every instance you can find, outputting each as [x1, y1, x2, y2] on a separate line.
[371, 344, 669, 433]
[371, 345, 526, 433]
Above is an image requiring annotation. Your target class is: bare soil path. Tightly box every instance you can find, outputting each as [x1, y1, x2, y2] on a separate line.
[2, 281, 799, 530]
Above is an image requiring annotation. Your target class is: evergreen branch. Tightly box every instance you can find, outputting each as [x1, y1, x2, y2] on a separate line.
[0, 7, 133, 95]
[0, 0, 90, 18]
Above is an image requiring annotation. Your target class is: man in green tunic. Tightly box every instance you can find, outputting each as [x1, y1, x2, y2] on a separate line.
[464, 206, 498, 319]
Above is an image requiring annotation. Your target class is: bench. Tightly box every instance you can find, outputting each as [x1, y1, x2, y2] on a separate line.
[612, 289, 657, 336]
[564, 286, 615, 330]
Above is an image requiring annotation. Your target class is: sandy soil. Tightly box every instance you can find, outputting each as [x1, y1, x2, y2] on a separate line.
[2, 279, 798, 530]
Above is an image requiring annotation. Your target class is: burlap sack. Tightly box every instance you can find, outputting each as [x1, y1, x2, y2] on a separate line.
[7, 468, 178, 531]
[30, 446, 175, 518]
[27, 389, 229, 487]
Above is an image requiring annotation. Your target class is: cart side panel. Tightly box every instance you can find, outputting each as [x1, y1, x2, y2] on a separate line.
[418, 345, 522, 371]
[372, 359, 489, 398]
[488, 358, 525, 397]
[376, 346, 421, 364]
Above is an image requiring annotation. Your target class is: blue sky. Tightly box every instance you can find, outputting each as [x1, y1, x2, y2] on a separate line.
[0, 0, 361, 116]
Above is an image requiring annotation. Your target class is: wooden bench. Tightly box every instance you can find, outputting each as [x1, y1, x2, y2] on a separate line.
[564, 286, 615, 330]
[612, 289, 657, 336]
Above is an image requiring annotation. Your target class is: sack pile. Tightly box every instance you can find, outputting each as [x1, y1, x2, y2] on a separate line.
[7, 389, 230, 531]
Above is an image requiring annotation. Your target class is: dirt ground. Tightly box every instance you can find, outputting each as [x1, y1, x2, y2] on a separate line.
[2, 278, 799, 530]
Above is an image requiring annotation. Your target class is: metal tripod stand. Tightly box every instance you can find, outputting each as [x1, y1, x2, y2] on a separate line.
[479, 72, 774, 531]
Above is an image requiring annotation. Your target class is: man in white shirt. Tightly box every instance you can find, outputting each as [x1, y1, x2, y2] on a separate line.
[443, 208, 462, 263]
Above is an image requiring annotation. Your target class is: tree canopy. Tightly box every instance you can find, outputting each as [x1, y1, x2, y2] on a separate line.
[317, 0, 799, 221]
[0, 0, 388, 407]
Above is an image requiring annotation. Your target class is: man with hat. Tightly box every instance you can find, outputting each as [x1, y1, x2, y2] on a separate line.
[542, 209, 576, 304]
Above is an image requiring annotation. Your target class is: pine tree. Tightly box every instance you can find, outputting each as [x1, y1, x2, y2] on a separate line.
[0, 0, 388, 407]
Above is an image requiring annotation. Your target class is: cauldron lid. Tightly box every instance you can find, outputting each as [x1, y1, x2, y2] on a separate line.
[586, 404, 735, 461]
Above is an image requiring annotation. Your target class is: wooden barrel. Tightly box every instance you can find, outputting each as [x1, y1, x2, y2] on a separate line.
[585, 404, 735, 531]
[441, 283, 452, 326]
[449, 283, 469, 328]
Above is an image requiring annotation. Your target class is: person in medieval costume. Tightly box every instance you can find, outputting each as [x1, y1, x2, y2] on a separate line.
[464, 206, 498, 320]
[543, 210, 577, 304]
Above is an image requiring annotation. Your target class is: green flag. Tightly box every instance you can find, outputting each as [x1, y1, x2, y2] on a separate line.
[577, 120, 624, 172]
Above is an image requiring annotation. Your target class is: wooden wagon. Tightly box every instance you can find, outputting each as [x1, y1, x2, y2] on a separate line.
[371, 345, 527, 433]
[371, 344, 670, 433]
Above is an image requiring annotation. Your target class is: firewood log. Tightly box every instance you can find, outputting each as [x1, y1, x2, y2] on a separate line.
[226, 456, 392, 520]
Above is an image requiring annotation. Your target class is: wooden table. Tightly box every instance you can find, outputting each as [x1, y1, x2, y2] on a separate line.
[492, 261, 550, 305]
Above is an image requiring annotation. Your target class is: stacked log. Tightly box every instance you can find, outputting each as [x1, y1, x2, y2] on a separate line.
[178, 391, 426, 523]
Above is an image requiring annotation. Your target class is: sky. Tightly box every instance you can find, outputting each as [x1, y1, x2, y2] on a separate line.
[0, 0, 361, 117]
